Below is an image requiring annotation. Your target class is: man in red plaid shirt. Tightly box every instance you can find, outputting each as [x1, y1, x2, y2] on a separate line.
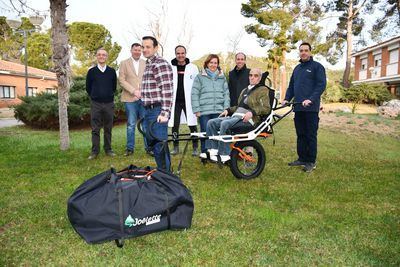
[141, 36, 173, 171]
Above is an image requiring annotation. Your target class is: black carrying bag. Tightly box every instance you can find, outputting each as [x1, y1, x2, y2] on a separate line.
[67, 165, 194, 247]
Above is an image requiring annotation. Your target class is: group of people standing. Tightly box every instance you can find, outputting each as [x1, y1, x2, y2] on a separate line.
[85, 38, 326, 174]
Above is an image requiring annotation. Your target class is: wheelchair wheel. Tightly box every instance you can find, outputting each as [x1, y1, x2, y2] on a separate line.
[230, 140, 266, 179]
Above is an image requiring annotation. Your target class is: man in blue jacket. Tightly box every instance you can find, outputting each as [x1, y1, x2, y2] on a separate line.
[282, 42, 326, 172]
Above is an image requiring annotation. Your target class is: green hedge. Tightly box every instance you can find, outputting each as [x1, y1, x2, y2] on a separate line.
[342, 83, 393, 105]
[322, 82, 393, 104]
[322, 83, 344, 103]
[14, 77, 126, 129]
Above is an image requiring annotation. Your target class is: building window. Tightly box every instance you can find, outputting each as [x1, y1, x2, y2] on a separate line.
[0, 86, 16, 99]
[361, 58, 367, 70]
[28, 87, 38, 96]
[389, 49, 399, 64]
[374, 54, 381, 67]
[46, 88, 57, 94]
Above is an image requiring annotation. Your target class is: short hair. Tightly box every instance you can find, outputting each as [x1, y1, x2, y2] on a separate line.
[250, 68, 262, 76]
[299, 42, 312, 51]
[142, 36, 158, 47]
[96, 47, 107, 55]
[235, 52, 246, 60]
[131, 43, 142, 49]
[175, 45, 186, 53]
[203, 54, 220, 69]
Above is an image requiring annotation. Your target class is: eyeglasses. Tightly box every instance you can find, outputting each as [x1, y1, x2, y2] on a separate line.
[249, 74, 260, 77]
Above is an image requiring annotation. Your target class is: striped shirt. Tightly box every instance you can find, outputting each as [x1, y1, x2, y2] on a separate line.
[141, 55, 173, 117]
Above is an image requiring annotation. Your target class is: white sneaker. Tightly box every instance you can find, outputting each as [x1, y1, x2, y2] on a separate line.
[199, 152, 208, 159]
[210, 155, 230, 163]
[208, 149, 218, 156]
[200, 149, 219, 160]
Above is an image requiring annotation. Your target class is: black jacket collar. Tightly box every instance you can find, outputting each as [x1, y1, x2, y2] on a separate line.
[171, 58, 190, 66]
[234, 64, 248, 72]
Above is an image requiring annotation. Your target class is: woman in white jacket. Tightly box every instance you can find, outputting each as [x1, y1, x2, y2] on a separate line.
[169, 45, 199, 156]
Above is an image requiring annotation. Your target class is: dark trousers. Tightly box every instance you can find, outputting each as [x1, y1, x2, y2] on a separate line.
[172, 100, 198, 148]
[144, 105, 171, 172]
[294, 111, 319, 163]
[199, 113, 219, 152]
[90, 100, 114, 154]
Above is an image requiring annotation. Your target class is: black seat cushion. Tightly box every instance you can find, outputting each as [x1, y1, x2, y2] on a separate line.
[227, 121, 255, 135]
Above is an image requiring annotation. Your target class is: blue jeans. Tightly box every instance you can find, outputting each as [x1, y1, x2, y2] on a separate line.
[125, 100, 148, 151]
[206, 116, 241, 156]
[144, 106, 171, 171]
[199, 114, 219, 152]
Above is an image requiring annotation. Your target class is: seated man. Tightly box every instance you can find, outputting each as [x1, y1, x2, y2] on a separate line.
[200, 68, 271, 162]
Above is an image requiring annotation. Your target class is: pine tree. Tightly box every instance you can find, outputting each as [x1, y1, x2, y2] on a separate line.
[325, 0, 369, 88]
[241, 0, 326, 100]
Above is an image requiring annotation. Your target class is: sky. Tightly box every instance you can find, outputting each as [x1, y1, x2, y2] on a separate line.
[1, 0, 349, 69]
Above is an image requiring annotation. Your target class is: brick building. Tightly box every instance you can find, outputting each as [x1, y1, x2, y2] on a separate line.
[0, 60, 58, 108]
[352, 36, 400, 97]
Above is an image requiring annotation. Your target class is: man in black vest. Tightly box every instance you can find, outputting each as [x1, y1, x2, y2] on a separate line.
[228, 52, 250, 106]
[86, 47, 117, 160]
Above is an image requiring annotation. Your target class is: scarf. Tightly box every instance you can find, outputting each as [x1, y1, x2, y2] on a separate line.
[205, 68, 218, 79]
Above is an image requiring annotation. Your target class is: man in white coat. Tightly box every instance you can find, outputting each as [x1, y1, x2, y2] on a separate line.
[169, 45, 199, 156]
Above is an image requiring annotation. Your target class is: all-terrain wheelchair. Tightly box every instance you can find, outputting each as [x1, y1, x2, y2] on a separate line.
[138, 99, 296, 180]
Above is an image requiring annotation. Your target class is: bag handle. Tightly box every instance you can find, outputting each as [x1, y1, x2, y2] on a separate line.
[109, 167, 119, 184]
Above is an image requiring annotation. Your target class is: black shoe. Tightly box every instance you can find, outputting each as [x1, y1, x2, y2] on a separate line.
[303, 162, 316, 173]
[124, 150, 133, 156]
[88, 153, 98, 160]
[192, 148, 199, 156]
[288, 160, 306, 167]
[105, 150, 116, 157]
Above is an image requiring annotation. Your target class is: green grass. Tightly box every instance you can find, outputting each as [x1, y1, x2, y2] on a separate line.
[1, 119, 399, 266]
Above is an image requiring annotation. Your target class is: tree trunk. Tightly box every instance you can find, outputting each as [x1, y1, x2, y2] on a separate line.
[280, 51, 287, 102]
[272, 64, 278, 92]
[343, 0, 353, 89]
[50, 0, 71, 150]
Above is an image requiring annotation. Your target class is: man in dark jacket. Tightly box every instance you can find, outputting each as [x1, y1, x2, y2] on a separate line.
[282, 42, 326, 172]
[228, 52, 250, 106]
[86, 47, 117, 160]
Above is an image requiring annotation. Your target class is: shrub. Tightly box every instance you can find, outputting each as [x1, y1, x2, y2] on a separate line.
[342, 83, 394, 113]
[343, 83, 393, 104]
[322, 83, 344, 103]
[14, 77, 126, 129]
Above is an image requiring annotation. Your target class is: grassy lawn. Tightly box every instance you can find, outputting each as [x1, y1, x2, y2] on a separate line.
[0, 117, 399, 266]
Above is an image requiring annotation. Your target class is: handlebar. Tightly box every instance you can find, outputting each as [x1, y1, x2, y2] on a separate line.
[137, 119, 168, 142]
[273, 101, 302, 111]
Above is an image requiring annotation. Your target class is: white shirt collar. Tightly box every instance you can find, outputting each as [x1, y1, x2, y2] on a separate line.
[97, 64, 107, 72]
[131, 57, 140, 75]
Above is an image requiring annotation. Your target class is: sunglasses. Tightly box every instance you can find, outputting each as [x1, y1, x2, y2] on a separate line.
[249, 74, 260, 77]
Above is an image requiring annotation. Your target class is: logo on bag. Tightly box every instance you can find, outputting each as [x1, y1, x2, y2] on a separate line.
[124, 214, 161, 227]
[124, 215, 135, 227]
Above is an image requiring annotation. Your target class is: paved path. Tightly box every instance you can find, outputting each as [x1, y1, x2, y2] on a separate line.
[0, 119, 24, 128]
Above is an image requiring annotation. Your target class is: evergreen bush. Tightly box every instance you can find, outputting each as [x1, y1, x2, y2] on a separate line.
[14, 77, 125, 129]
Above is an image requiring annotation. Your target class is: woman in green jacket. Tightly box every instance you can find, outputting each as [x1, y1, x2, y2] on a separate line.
[191, 54, 230, 153]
